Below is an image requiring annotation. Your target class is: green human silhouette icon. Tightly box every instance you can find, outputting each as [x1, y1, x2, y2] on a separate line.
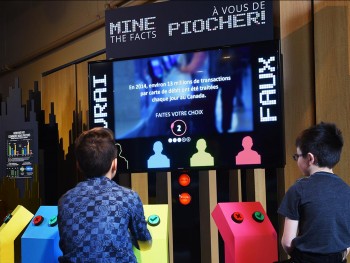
[190, 138, 214, 167]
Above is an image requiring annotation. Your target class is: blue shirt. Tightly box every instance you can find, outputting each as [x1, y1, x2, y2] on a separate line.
[278, 172, 350, 254]
[58, 176, 151, 263]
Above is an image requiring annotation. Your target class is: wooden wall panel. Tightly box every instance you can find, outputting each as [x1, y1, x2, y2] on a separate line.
[279, 1, 314, 190]
[314, 3, 350, 260]
[42, 65, 76, 156]
[314, 1, 350, 185]
[199, 170, 219, 263]
[253, 169, 266, 209]
[279, 1, 314, 260]
[131, 173, 149, 204]
[0, 1, 107, 70]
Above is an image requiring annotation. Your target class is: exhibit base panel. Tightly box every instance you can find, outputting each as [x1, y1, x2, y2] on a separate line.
[133, 204, 169, 263]
[0, 205, 33, 263]
[21, 206, 62, 263]
[212, 202, 278, 263]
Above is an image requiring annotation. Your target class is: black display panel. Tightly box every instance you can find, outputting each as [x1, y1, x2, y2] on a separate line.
[89, 40, 285, 172]
[6, 130, 34, 178]
[105, 0, 273, 60]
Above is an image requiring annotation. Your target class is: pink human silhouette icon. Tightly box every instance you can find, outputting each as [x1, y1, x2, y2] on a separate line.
[235, 136, 261, 165]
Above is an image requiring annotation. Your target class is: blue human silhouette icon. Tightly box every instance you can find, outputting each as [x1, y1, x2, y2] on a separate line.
[190, 138, 214, 167]
[235, 136, 261, 165]
[147, 141, 170, 168]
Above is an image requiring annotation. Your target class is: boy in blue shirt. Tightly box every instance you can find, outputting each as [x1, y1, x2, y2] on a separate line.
[58, 127, 152, 262]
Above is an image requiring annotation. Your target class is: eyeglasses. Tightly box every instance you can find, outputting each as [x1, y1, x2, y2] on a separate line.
[292, 153, 304, 161]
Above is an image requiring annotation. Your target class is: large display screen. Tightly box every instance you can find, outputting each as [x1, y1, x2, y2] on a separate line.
[89, 40, 285, 172]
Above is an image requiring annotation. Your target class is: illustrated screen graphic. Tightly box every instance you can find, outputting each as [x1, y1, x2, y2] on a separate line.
[113, 47, 253, 140]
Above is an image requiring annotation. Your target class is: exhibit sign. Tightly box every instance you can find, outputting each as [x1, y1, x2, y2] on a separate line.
[105, 1, 274, 60]
[6, 130, 34, 179]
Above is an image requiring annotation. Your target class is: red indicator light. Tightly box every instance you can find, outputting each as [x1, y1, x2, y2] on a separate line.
[179, 192, 191, 205]
[178, 174, 190, 187]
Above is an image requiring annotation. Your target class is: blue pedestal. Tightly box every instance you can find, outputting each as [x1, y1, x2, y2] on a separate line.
[21, 206, 62, 263]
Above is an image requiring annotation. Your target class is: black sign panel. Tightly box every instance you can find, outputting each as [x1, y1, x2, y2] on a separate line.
[6, 130, 34, 178]
[105, 1, 273, 60]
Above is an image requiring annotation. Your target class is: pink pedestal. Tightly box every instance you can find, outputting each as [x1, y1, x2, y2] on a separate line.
[212, 202, 278, 263]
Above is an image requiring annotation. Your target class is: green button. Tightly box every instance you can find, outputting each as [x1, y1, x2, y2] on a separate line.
[252, 211, 264, 222]
[48, 216, 58, 227]
[147, 214, 160, 226]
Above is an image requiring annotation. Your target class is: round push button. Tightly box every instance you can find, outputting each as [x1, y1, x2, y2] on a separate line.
[48, 216, 58, 227]
[3, 213, 12, 223]
[231, 212, 244, 223]
[179, 192, 191, 205]
[147, 214, 160, 226]
[252, 211, 265, 222]
[33, 215, 44, 226]
[178, 174, 190, 187]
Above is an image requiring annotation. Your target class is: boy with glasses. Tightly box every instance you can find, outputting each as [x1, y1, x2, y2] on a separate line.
[278, 122, 350, 263]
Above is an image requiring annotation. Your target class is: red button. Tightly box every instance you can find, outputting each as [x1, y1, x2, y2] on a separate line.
[231, 212, 244, 223]
[178, 174, 190, 187]
[33, 215, 44, 226]
[179, 192, 191, 205]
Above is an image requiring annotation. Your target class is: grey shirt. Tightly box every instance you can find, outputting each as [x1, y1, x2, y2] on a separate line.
[278, 172, 350, 254]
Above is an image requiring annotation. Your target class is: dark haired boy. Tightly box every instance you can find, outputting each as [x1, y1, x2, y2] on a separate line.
[58, 127, 152, 262]
[278, 122, 350, 263]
